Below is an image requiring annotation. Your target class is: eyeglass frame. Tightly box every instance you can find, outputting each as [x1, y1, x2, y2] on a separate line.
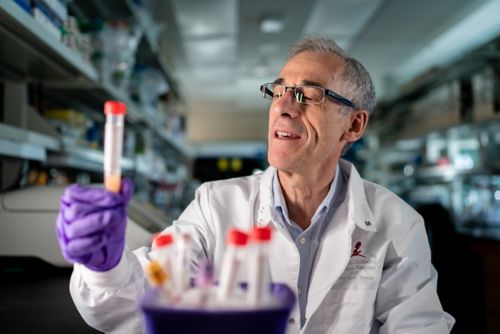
[260, 82, 355, 108]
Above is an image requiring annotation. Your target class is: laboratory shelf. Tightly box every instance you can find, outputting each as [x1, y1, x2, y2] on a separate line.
[42, 80, 190, 159]
[0, 123, 60, 161]
[0, 137, 47, 161]
[0, 0, 98, 81]
[154, 127, 193, 158]
[0, 0, 190, 213]
[0, 123, 60, 150]
[45, 143, 135, 173]
[124, 0, 182, 101]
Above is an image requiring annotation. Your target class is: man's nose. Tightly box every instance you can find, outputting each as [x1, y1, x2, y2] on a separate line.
[271, 89, 300, 117]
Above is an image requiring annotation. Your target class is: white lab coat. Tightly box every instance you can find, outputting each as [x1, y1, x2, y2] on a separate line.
[70, 160, 455, 333]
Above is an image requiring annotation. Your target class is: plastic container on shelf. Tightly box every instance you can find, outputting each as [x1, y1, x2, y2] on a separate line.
[13, 0, 31, 13]
[43, 108, 90, 145]
[139, 283, 295, 334]
[95, 20, 142, 91]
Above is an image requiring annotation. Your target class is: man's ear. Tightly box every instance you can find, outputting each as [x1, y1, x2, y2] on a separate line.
[343, 110, 369, 142]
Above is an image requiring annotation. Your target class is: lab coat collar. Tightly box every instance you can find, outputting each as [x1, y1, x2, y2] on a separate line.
[339, 159, 376, 233]
[256, 161, 376, 233]
[256, 166, 275, 228]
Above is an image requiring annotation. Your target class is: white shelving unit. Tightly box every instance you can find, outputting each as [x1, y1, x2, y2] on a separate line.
[0, 0, 98, 80]
[0, 122, 60, 161]
[0, 0, 191, 180]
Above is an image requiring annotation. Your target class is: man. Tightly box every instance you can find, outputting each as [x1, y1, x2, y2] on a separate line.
[57, 36, 454, 333]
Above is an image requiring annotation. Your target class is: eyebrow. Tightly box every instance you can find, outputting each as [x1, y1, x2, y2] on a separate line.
[272, 78, 326, 88]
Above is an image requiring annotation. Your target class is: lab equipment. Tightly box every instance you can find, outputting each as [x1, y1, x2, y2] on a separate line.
[0, 183, 163, 270]
[247, 226, 273, 306]
[216, 228, 249, 302]
[104, 100, 127, 193]
[55, 179, 133, 271]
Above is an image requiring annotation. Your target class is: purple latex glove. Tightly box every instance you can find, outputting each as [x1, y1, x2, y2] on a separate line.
[56, 179, 133, 272]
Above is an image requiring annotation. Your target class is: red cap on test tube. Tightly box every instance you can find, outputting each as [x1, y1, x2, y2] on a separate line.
[227, 229, 248, 246]
[104, 101, 127, 115]
[154, 234, 174, 248]
[250, 226, 272, 242]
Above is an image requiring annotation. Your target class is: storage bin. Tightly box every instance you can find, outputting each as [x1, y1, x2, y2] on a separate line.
[139, 283, 295, 334]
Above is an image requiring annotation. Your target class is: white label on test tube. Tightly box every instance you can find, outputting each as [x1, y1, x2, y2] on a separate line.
[216, 229, 248, 302]
[247, 226, 272, 306]
[104, 101, 126, 193]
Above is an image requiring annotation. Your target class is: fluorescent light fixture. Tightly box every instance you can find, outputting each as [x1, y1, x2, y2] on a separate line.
[260, 13, 284, 33]
[261, 19, 284, 33]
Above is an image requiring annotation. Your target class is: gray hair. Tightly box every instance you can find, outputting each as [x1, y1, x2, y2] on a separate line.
[289, 36, 376, 115]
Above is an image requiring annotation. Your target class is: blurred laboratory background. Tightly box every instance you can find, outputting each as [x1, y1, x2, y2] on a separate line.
[1, 0, 500, 333]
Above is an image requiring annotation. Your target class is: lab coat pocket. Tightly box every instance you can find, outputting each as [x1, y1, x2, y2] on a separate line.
[313, 288, 375, 333]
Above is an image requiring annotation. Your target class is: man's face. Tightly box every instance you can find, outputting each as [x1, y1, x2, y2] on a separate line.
[267, 51, 355, 175]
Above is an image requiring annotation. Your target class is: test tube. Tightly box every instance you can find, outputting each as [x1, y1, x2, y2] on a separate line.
[247, 226, 273, 306]
[103, 101, 127, 193]
[194, 259, 214, 307]
[216, 228, 249, 302]
[152, 233, 176, 298]
[174, 233, 192, 295]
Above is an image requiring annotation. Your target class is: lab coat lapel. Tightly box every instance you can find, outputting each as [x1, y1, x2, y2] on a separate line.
[255, 167, 300, 289]
[305, 198, 353, 319]
[305, 160, 375, 320]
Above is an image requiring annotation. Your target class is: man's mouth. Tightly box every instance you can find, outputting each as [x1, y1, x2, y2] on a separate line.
[275, 130, 301, 139]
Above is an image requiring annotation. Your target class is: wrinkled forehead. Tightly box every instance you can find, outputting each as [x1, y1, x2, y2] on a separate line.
[278, 51, 347, 87]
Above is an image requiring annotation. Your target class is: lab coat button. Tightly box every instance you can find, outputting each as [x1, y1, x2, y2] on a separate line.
[365, 221, 371, 226]
[289, 318, 295, 325]
[299, 237, 306, 245]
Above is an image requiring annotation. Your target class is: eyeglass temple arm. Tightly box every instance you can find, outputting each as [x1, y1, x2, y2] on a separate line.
[261, 85, 273, 98]
[325, 90, 355, 108]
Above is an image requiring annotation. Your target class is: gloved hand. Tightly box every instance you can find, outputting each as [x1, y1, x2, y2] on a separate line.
[56, 179, 133, 272]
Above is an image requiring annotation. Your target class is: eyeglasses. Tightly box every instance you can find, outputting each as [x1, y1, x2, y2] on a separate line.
[260, 83, 355, 108]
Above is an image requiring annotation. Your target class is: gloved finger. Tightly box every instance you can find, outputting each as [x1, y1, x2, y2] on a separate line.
[56, 212, 69, 245]
[62, 200, 108, 222]
[85, 248, 105, 268]
[63, 184, 124, 207]
[64, 234, 107, 257]
[64, 209, 125, 239]
[106, 221, 127, 243]
[61, 250, 91, 265]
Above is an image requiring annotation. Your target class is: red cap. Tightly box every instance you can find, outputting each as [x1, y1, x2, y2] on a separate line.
[250, 226, 272, 242]
[154, 233, 174, 248]
[226, 228, 248, 246]
[104, 101, 127, 115]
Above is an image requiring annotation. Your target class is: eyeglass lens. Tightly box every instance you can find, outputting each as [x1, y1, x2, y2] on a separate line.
[263, 84, 324, 104]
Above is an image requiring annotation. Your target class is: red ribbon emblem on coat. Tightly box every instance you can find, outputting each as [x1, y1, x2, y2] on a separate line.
[351, 241, 366, 258]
